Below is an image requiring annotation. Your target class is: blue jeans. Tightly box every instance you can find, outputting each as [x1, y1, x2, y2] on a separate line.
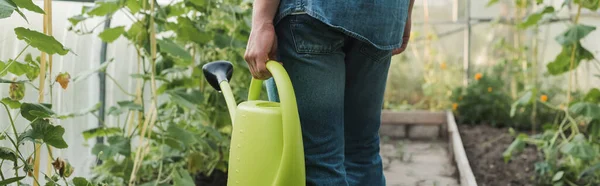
[266, 14, 392, 186]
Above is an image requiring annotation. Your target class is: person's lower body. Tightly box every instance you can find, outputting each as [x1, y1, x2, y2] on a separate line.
[266, 14, 392, 186]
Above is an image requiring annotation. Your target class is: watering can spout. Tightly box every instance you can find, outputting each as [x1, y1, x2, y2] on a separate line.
[202, 61, 237, 122]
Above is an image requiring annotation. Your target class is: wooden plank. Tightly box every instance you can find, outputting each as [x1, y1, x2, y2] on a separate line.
[381, 110, 446, 125]
[446, 111, 478, 186]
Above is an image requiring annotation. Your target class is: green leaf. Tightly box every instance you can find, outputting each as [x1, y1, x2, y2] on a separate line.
[117, 100, 143, 111]
[82, 127, 121, 141]
[86, 1, 120, 16]
[1, 97, 21, 109]
[19, 119, 68, 148]
[510, 91, 532, 117]
[126, 0, 141, 13]
[99, 26, 125, 43]
[173, 17, 212, 45]
[587, 120, 600, 138]
[518, 7, 555, 29]
[24, 54, 39, 80]
[157, 38, 192, 62]
[547, 42, 594, 75]
[502, 134, 528, 162]
[68, 15, 87, 26]
[0, 176, 25, 185]
[20, 102, 54, 121]
[72, 177, 92, 186]
[560, 134, 597, 160]
[0, 0, 16, 19]
[569, 102, 600, 120]
[12, 0, 43, 14]
[553, 171, 564, 182]
[107, 106, 124, 116]
[125, 21, 148, 46]
[3, 58, 38, 80]
[166, 88, 203, 109]
[486, 0, 500, 7]
[14, 27, 69, 55]
[6, 60, 29, 76]
[188, 0, 205, 7]
[167, 123, 196, 148]
[555, 24, 596, 46]
[0, 147, 17, 162]
[575, 0, 600, 10]
[584, 88, 600, 103]
[92, 136, 130, 160]
[580, 163, 600, 178]
[172, 167, 195, 186]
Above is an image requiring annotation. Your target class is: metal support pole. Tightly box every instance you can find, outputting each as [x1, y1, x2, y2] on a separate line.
[96, 14, 111, 164]
[463, 0, 471, 86]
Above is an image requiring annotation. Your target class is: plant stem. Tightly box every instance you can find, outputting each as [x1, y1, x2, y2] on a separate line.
[531, 24, 539, 134]
[0, 160, 5, 180]
[566, 5, 583, 105]
[106, 73, 136, 96]
[0, 44, 30, 75]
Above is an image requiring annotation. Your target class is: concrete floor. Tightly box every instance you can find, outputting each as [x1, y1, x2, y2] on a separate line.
[381, 140, 459, 186]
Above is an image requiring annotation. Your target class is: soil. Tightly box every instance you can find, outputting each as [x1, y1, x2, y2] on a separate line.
[194, 170, 228, 186]
[459, 124, 539, 186]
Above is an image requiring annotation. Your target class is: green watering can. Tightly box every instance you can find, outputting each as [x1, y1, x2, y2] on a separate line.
[202, 60, 306, 186]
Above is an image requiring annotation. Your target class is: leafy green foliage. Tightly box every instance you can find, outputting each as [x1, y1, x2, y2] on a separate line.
[570, 102, 600, 120]
[157, 38, 193, 62]
[0, 176, 25, 185]
[0, 0, 17, 19]
[518, 6, 555, 29]
[502, 133, 528, 162]
[547, 42, 594, 75]
[19, 119, 68, 149]
[575, 0, 600, 10]
[86, 1, 121, 16]
[11, 0, 43, 14]
[72, 177, 93, 186]
[172, 168, 195, 186]
[451, 74, 512, 126]
[82, 127, 121, 140]
[92, 136, 131, 160]
[20, 102, 54, 121]
[0, 146, 18, 162]
[14, 27, 69, 55]
[1, 97, 21, 109]
[555, 24, 596, 47]
[560, 134, 596, 160]
[99, 26, 126, 42]
[0, 2, 97, 184]
[66, 0, 254, 184]
[584, 88, 600, 103]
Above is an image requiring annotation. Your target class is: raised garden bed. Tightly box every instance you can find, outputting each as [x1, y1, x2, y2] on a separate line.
[458, 124, 537, 186]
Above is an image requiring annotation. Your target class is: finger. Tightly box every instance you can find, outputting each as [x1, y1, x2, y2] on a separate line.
[255, 55, 271, 80]
[245, 54, 263, 80]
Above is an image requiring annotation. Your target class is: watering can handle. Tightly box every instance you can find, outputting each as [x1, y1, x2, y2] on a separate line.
[248, 60, 306, 186]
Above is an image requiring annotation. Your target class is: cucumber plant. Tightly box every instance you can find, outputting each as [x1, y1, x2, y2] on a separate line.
[1, 1, 99, 185]
[67, 0, 253, 185]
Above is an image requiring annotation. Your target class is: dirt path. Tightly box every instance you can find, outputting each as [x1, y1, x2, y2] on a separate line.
[381, 139, 459, 186]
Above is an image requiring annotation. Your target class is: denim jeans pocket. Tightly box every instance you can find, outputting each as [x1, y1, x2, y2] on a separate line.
[289, 15, 346, 54]
[359, 42, 393, 63]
